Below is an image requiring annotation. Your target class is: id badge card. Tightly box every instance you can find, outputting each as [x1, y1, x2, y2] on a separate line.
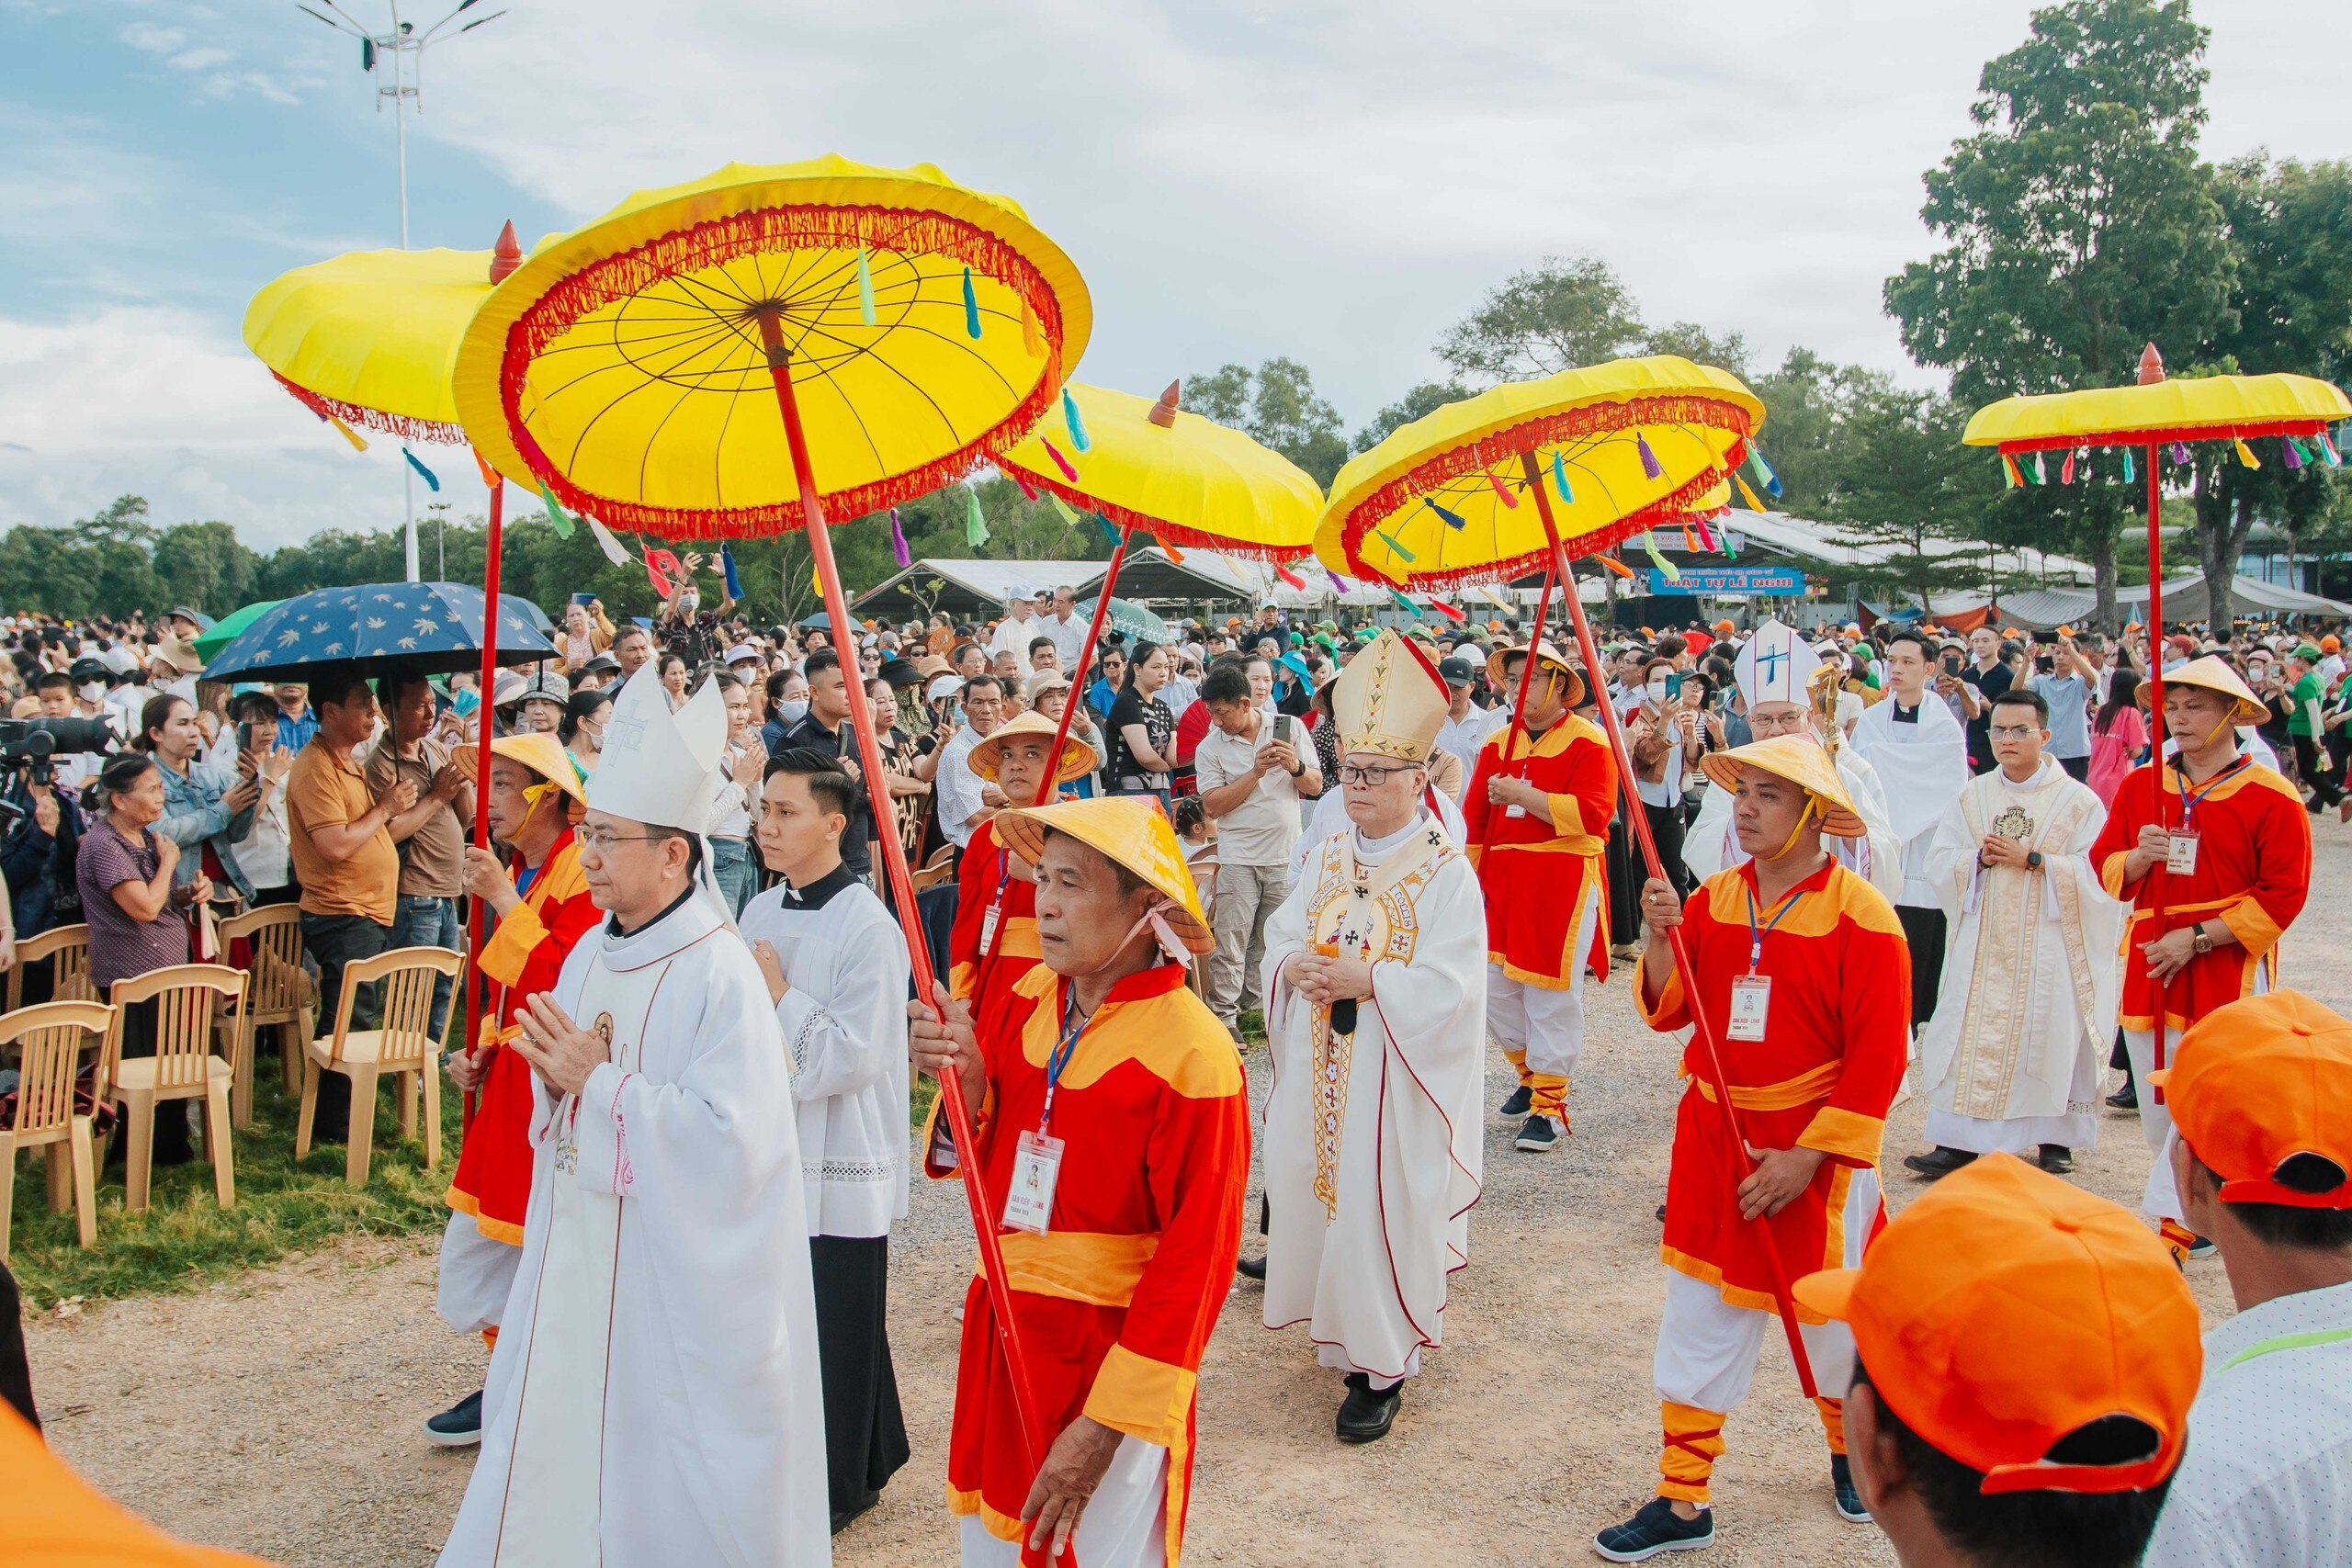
[1727, 976, 1771, 1042]
[1505, 804, 1528, 818]
[979, 901, 1001, 953]
[1002, 1130, 1064, 1235]
[2165, 830, 2199, 876]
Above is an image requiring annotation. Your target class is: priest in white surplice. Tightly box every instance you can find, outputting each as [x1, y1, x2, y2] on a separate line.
[438, 663, 830, 1568]
[1682, 620, 1902, 904]
[1904, 685, 2122, 1182]
[1845, 627, 1972, 1032]
[1261, 628, 1486, 1444]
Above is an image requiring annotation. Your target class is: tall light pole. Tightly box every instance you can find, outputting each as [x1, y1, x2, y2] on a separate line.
[295, 0, 506, 580]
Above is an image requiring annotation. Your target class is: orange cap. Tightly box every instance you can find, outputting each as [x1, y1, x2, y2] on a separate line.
[1795, 1153, 2199, 1495]
[2146, 990, 2352, 1209]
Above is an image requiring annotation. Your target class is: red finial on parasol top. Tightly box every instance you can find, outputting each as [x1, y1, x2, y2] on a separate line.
[1148, 379, 1181, 428]
[2138, 342, 2165, 385]
[489, 220, 523, 284]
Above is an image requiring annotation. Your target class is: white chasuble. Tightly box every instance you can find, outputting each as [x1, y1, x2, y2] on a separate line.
[439, 895, 831, 1568]
[1259, 815, 1487, 1381]
[1917, 759, 2122, 1153]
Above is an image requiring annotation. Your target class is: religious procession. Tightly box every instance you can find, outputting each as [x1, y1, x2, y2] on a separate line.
[6, 4, 2352, 1567]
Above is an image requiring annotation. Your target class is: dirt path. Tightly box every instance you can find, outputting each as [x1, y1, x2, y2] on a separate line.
[29, 826, 2348, 1566]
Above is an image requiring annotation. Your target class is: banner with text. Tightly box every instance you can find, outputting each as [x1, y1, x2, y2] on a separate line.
[1645, 564, 1805, 596]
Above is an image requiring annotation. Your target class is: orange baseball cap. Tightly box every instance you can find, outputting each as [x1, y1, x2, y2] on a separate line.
[1795, 1153, 2199, 1495]
[2146, 990, 2352, 1209]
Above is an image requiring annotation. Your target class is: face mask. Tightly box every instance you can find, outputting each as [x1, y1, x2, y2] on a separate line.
[677, 592, 700, 615]
[776, 699, 809, 726]
[78, 681, 104, 703]
[1646, 677, 1670, 704]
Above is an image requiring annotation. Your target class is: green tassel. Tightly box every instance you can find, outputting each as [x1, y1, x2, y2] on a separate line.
[1387, 587, 1424, 618]
[1047, 493, 1081, 528]
[855, 245, 876, 326]
[1643, 532, 1679, 583]
[1375, 529, 1418, 563]
[537, 481, 574, 539]
[2030, 452, 2047, 484]
[965, 488, 989, 547]
[2122, 448, 2135, 482]
[962, 266, 981, 339]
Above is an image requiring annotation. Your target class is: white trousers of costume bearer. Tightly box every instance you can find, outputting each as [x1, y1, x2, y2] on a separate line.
[1486, 883, 1600, 1105]
[2123, 968, 2269, 1224]
[1653, 1168, 1876, 1410]
[435, 1211, 520, 1336]
[958, 1435, 1168, 1566]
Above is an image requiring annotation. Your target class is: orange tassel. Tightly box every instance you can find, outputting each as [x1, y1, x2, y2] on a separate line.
[1600, 554, 1635, 580]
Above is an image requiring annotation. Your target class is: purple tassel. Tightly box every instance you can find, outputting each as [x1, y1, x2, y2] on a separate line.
[2283, 436, 2305, 469]
[889, 507, 911, 567]
[1325, 568, 1350, 594]
[1636, 432, 1663, 479]
[2170, 442, 2191, 465]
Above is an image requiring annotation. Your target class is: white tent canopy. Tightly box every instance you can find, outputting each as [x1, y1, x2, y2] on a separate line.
[851, 558, 1109, 619]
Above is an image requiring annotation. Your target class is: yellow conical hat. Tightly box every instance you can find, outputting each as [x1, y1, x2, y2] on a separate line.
[1485, 640, 1586, 708]
[969, 709, 1099, 784]
[1334, 627, 1447, 763]
[489, 731, 589, 806]
[2136, 655, 2267, 728]
[1699, 734, 1865, 839]
[992, 795, 1212, 954]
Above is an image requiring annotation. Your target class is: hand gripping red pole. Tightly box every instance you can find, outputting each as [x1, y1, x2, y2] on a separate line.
[755, 312, 1066, 1560]
[1516, 450, 1819, 1399]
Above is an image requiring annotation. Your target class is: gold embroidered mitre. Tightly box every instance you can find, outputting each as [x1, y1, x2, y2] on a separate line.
[1334, 627, 1448, 763]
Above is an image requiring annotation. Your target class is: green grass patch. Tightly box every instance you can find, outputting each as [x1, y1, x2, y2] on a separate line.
[6, 1065, 462, 1311]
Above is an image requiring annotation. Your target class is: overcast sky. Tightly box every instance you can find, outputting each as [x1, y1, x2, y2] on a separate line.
[4, 0, 2348, 551]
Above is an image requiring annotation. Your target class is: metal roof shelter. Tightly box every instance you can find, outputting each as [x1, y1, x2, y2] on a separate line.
[852, 558, 1108, 620]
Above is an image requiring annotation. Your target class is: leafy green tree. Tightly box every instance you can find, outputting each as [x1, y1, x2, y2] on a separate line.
[1883, 0, 2235, 629]
[1815, 384, 2007, 604]
[1351, 381, 1468, 455]
[1436, 256, 1647, 380]
[1182, 357, 1350, 485]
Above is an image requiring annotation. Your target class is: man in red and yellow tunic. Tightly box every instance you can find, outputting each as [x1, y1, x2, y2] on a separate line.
[2086, 656, 2312, 1257]
[1595, 736, 1909, 1562]
[948, 711, 1097, 1005]
[426, 732, 599, 1449]
[1461, 641, 1618, 1154]
[911, 795, 1249, 1568]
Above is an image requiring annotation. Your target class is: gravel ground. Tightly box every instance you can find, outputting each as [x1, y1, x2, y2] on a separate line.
[27, 820, 2350, 1566]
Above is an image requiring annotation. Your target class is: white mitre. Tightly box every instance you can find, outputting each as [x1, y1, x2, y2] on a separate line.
[1733, 618, 1821, 710]
[586, 660, 728, 832]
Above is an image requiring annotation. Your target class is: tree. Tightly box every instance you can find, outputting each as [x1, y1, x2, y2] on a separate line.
[1351, 380, 1467, 454]
[1183, 357, 1351, 484]
[1883, 0, 2236, 630]
[1436, 256, 1647, 380]
[1815, 384, 2005, 605]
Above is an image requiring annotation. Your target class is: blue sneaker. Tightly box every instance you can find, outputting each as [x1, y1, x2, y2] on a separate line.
[1594, 1497, 1714, 1561]
[1498, 1085, 1533, 1118]
[424, 1388, 484, 1448]
[1831, 1453, 1871, 1521]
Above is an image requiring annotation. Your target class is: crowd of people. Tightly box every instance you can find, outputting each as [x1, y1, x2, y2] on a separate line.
[0, 570, 2347, 1568]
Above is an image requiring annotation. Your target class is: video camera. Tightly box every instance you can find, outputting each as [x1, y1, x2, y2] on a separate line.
[0, 715, 119, 785]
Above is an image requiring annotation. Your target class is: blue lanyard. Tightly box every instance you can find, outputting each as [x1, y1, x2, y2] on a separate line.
[1039, 990, 1091, 1137]
[2175, 754, 2249, 830]
[1743, 883, 1806, 975]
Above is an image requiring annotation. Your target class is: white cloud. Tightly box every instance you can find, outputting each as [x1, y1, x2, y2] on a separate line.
[118, 21, 186, 53]
[167, 44, 232, 70]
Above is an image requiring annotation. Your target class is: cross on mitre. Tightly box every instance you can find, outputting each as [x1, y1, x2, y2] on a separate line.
[1734, 619, 1820, 710]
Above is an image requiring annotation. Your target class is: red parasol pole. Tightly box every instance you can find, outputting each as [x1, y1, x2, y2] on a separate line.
[1516, 449, 1819, 1399]
[461, 470, 506, 1132]
[755, 311, 1063, 1550]
[2144, 438, 2171, 1101]
[1477, 568, 1555, 863]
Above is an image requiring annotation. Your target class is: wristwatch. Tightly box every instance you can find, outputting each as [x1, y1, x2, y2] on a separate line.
[2192, 923, 2214, 954]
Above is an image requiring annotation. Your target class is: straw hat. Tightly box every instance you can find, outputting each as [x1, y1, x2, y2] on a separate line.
[488, 731, 589, 807]
[1485, 640, 1586, 708]
[991, 796, 1213, 954]
[150, 636, 204, 675]
[970, 708, 1098, 784]
[1699, 734, 1867, 839]
[2135, 655, 2267, 728]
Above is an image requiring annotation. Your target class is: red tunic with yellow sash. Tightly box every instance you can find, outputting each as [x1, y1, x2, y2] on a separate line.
[924, 961, 1250, 1565]
[446, 830, 601, 1245]
[950, 816, 1042, 1004]
[1634, 859, 1908, 1318]
[2086, 757, 2310, 1038]
[1461, 714, 1619, 988]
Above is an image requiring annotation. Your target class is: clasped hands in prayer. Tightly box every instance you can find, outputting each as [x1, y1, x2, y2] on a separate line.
[1282, 949, 1374, 1007]
[511, 992, 609, 1098]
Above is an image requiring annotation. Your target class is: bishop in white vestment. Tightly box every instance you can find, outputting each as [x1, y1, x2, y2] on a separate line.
[1907, 694, 2121, 1179]
[1261, 630, 1486, 1443]
[438, 664, 830, 1568]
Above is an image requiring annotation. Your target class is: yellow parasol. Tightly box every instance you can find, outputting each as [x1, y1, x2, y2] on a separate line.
[451, 154, 1090, 536]
[1963, 345, 2351, 1107]
[1317, 355, 1826, 1395]
[994, 378, 1322, 835]
[449, 157, 1089, 1532]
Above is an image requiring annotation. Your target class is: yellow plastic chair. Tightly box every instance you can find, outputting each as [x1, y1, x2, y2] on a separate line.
[104, 965, 245, 1215]
[0, 1000, 116, 1255]
[295, 946, 461, 1188]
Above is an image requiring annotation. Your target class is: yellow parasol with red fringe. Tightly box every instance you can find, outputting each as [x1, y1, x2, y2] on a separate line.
[450, 157, 1088, 1554]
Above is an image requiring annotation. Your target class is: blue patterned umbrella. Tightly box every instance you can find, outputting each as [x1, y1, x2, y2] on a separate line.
[203, 581, 558, 680]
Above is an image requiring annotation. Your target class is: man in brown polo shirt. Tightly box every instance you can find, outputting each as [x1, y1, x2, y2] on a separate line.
[366, 673, 472, 1043]
[287, 666, 414, 1142]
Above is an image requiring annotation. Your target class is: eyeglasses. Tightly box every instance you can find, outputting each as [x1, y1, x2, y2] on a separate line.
[1988, 725, 2041, 740]
[574, 826, 670, 852]
[1339, 762, 1419, 785]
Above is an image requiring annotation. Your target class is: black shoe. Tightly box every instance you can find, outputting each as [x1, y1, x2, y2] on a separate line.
[1336, 1372, 1401, 1443]
[1499, 1085, 1533, 1118]
[424, 1388, 484, 1448]
[1901, 1146, 1977, 1181]
[2038, 1144, 2075, 1175]
[1594, 1497, 1715, 1561]
[1514, 1113, 1558, 1154]
[1236, 1254, 1266, 1280]
[1831, 1453, 1871, 1522]
[2107, 1082, 2138, 1111]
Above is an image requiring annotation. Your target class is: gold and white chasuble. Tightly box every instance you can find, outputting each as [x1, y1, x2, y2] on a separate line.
[1259, 815, 1487, 1382]
[1917, 757, 2123, 1155]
